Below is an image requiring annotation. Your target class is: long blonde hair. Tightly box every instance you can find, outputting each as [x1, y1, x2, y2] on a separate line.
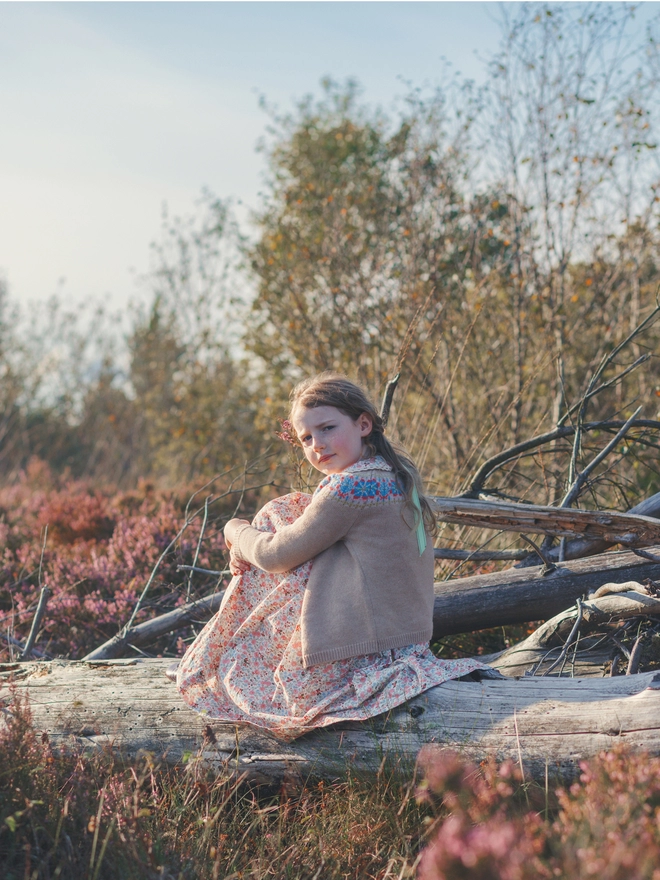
[289, 372, 437, 536]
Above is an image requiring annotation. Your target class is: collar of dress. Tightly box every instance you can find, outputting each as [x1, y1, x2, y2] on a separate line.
[343, 455, 392, 474]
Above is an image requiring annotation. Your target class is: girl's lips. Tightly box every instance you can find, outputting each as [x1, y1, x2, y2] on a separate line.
[318, 454, 334, 464]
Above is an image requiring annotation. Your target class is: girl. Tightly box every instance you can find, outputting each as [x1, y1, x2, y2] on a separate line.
[177, 373, 487, 739]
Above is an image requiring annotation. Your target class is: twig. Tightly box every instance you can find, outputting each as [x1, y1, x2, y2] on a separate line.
[20, 527, 51, 661]
[542, 599, 583, 677]
[186, 495, 210, 601]
[83, 589, 227, 661]
[561, 354, 651, 428]
[558, 305, 660, 527]
[20, 587, 51, 660]
[632, 548, 660, 562]
[558, 302, 660, 429]
[519, 535, 557, 575]
[125, 519, 195, 634]
[560, 406, 642, 509]
[467, 419, 660, 494]
[608, 634, 631, 661]
[434, 548, 528, 561]
[177, 565, 231, 577]
[127, 478, 272, 633]
[626, 635, 645, 675]
[379, 373, 400, 426]
[1, 632, 51, 659]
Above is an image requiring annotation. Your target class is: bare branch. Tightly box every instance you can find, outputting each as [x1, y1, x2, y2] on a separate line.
[379, 372, 400, 426]
[560, 406, 643, 509]
[83, 590, 227, 661]
[434, 548, 528, 561]
[20, 526, 51, 661]
[467, 419, 660, 494]
[19, 586, 51, 661]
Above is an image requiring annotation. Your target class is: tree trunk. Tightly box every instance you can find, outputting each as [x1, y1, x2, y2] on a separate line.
[3, 659, 660, 784]
[83, 547, 660, 661]
[433, 545, 660, 637]
[429, 496, 660, 546]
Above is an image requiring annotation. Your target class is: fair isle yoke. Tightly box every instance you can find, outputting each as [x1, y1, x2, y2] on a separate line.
[314, 456, 404, 506]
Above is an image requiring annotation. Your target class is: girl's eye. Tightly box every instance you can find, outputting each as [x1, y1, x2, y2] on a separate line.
[323, 425, 334, 432]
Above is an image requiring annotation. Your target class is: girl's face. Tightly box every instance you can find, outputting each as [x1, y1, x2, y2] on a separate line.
[292, 405, 373, 475]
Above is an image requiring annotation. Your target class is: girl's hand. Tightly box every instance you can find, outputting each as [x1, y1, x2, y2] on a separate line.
[229, 546, 251, 577]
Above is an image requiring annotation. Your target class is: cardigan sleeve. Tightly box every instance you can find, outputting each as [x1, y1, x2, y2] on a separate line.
[232, 477, 361, 574]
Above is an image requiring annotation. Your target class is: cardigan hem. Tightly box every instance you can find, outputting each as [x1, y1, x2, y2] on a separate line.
[302, 628, 433, 668]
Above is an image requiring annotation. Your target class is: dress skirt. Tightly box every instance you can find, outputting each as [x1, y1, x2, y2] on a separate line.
[177, 492, 485, 740]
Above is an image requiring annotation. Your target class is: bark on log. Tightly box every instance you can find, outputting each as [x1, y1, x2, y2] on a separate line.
[3, 659, 660, 784]
[514, 490, 660, 567]
[432, 546, 660, 638]
[429, 496, 660, 546]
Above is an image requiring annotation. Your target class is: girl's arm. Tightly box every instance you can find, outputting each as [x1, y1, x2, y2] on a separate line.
[224, 488, 360, 573]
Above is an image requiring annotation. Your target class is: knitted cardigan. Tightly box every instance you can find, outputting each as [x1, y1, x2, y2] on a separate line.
[229, 457, 435, 668]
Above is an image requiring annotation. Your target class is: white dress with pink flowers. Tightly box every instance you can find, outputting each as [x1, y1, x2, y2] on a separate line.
[177, 463, 484, 740]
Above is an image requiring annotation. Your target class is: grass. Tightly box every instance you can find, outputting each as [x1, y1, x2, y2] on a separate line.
[5, 689, 660, 880]
[0, 692, 433, 880]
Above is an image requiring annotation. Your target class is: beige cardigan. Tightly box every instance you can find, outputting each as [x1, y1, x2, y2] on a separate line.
[229, 457, 435, 668]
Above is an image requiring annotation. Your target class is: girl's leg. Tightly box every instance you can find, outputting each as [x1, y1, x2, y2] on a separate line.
[176, 492, 311, 693]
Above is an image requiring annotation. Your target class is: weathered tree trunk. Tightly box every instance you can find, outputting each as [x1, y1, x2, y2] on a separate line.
[83, 547, 660, 661]
[429, 496, 660, 546]
[490, 586, 660, 676]
[3, 659, 660, 784]
[432, 545, 660, 637]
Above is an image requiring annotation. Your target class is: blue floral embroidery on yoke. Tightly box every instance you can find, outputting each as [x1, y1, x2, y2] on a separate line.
[314, 457, 403, 504]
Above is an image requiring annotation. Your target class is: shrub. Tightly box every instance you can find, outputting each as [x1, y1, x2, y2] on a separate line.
[0, 463, 231, 659]
[417, 746, 660, 880]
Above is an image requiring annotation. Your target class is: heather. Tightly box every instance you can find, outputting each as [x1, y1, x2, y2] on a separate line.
[0, 460, 254, 661]
[3, 693, 660, 880]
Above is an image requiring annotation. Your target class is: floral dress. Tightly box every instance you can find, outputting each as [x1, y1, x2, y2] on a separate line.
[177, 460, 485, 740]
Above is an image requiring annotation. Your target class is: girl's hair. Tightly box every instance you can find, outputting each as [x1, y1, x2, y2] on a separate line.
[289, 372, 438, 537]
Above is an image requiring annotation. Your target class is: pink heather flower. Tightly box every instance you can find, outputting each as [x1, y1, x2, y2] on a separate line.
[276, 419, 301, 448]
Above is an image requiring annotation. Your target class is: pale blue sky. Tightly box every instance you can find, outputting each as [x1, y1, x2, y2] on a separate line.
[0, 1, 646, 311]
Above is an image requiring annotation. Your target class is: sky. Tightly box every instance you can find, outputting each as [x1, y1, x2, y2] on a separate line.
[0, 1, 576, 311]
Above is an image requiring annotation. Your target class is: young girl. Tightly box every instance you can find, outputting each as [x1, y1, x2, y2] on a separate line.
[177, 373, 486, 739]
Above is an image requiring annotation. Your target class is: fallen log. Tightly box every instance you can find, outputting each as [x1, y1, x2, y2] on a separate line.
[82, 547, 660, 662]
[514, 490, 660, 567]
[491, 585, 660, 677]
[432, 545, 660, 637]
[3, 659, 660, 784]
[83, 591, 227, 661]
[429, 496, 660, 546]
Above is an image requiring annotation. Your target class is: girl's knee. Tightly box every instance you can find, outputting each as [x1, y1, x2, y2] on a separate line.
[252, 492, 312, 531]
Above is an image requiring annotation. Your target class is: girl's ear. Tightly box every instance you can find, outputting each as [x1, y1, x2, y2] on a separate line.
[358, 413, 373, 437]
